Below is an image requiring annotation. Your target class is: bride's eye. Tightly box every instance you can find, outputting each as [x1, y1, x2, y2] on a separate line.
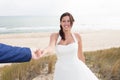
[67, 20, 70, 22]
[62, 20, 66, 22]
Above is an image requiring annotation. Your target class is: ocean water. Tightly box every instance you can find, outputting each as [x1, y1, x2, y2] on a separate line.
[0, 16, 120, 34]
[0, 16, 60, 34]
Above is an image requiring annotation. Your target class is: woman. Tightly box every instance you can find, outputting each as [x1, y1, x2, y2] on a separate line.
[39, 12, 98, 80]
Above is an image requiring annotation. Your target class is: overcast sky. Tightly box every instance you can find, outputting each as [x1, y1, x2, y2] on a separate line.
[0, 0, 120, 16]
[0, 0, 120, 29]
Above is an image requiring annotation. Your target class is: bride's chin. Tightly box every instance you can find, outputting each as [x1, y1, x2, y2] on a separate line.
[63, 29, 70, 32]
[63, 27, 71, 31]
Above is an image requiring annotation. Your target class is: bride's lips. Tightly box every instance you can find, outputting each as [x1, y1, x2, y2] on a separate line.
[65, 26, 69, 28]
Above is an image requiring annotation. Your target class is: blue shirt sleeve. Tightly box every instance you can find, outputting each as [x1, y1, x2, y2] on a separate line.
[0, 43, 32, 63]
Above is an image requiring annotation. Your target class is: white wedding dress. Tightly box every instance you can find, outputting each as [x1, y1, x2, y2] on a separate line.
[54, 33, 99, 80]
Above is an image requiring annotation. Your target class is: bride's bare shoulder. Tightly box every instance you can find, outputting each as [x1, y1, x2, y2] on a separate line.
[74, 32, 82, 41]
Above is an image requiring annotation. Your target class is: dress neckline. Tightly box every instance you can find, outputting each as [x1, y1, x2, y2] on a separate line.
[56, 33, 77, 46]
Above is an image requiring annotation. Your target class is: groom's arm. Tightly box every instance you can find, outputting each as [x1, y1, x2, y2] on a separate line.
[0, 43, 32, 63]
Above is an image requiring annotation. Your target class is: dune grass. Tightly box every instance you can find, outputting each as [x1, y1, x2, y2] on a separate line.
[0, 55, 57, 80]
[84, 47, 120, 80]
[0, 47, 120, 80]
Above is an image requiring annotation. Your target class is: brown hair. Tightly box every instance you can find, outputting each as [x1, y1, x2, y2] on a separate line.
[59, 12, 75, 40]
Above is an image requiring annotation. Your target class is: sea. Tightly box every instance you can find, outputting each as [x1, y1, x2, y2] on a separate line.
[0, 16, 120, 34]
[0, 16, 61, 34]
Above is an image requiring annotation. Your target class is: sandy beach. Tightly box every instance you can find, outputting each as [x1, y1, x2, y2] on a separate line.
[81, 30, 120, 51]
[0, 30, 120, 66]
[0, 29, 120, 50]
[0, 30, 120, 51]
[0, 32, 51, 49]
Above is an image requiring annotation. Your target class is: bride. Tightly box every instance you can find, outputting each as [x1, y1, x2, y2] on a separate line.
[37, 12, 99, 80]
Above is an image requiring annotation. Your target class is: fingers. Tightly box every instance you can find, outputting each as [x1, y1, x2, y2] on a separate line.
[31, 49, 41, 60]
[38, 49, 45, 57]
[32, 48, 46, 60]
[35, 49, 42, 57]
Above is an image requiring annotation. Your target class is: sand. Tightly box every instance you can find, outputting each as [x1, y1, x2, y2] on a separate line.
[81, 30, 120, 51]
[0, 30, 120, 67]
[0, 30, 120, 51]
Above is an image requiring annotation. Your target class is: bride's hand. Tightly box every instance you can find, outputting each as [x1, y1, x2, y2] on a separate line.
[41, 48, 47, 56]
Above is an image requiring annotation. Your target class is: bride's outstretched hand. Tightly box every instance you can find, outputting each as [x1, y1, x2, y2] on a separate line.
[41, 48, 47, 56]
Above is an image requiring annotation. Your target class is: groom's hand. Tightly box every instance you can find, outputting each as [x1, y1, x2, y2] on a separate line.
[31, 49, 42, 60]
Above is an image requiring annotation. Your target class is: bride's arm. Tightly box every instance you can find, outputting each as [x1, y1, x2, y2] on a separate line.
[41, 33, 58, 56]
[75, 33, 85, 63]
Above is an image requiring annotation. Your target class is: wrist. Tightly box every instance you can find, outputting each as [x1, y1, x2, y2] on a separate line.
[30, 48, 37, 59]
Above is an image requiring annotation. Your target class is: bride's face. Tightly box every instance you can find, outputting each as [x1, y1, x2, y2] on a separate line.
[60, 16, 72, 31]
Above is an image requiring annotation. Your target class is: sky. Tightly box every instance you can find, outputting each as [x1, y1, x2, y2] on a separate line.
[0, 0, 120, 29]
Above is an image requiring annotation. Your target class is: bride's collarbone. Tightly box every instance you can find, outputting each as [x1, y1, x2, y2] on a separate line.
[58, 39, 75, 45]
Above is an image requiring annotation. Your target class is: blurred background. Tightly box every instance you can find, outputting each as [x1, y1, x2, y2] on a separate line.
[0, 0, 120, 33]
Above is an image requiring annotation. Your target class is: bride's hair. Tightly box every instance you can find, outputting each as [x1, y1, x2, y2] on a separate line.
[59, 12, 75, 40]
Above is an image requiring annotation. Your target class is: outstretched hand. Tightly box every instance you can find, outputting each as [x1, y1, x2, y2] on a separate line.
[31, 49, 42, 60]
[31, 48, 47, 60]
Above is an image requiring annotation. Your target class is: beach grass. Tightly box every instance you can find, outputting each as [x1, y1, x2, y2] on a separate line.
[0, 55, 57, 80]
[84, 47, 120, 80]
[0, 47, 120, 80]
